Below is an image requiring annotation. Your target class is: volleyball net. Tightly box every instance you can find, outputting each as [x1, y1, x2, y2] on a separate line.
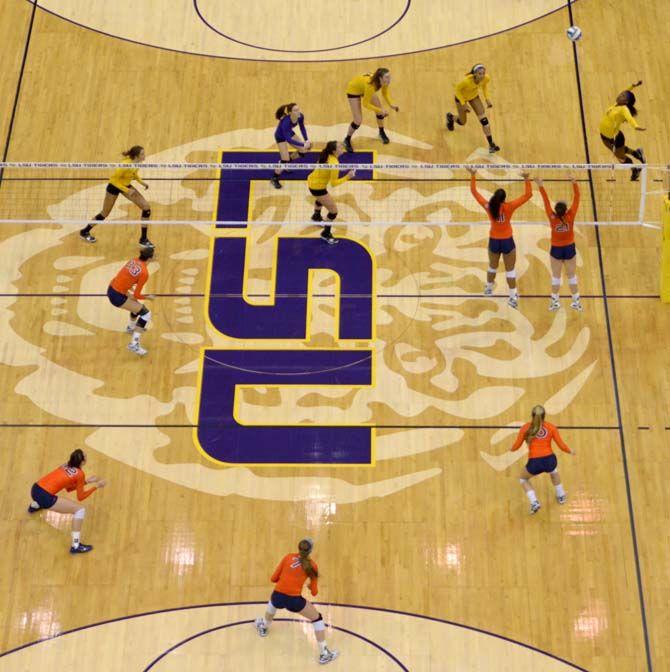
[0, 161, 667, 228]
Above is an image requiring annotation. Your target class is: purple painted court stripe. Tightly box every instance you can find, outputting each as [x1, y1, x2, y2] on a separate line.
[27, 0, 578, 63]
[141, 618, 408, 671]
[193, 0, 411, 54]
[0, 600, 588, 669]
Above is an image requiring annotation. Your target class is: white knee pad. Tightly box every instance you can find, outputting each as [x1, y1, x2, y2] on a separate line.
[312, 615, 326, 633]
[551, 276, 561, 286]
[551, 468, 559, 474]
[506, 270, 516, 279]
[487, 267, 497, 275]
[266, 601, 277, 615]
[73, 508, 86, 520]
[568, 276, 578, 284]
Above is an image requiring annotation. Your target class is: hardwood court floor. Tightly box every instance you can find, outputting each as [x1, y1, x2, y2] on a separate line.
[0, 1, 669, 670]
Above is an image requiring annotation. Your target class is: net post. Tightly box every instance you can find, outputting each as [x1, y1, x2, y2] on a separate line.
[661, 193, 670, 303]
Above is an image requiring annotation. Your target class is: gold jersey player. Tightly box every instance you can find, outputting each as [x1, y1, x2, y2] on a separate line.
[343, 68, 399, 152]
[446, 64, 499, 153]
[80, 145, 153, 248]
[599, 80, 646, 181]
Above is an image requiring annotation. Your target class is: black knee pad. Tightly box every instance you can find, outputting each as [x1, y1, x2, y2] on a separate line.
[139, 305, 149, 316]
[311, 612, 323, 623]
[327, 212, 337, 221]
[94, 213, 105, 221]
[479, 116, 489, 126]
[130, 311, 139, 319]
[376, 114, 385, 120]
[350, 122, 360, 130]
[142, 209, 151, 219]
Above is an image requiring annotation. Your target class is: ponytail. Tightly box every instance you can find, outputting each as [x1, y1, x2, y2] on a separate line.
[369, 68, 389, 91]
[318, 141, 338, 163]
[524, 406, 546, 445]
[122, 145, 144, 159]
[622, 90, 637, 117]
[275, 102, 297, 120]
[488, 188, 506, 220]
[298, 539, 318, 579]
[68, 448, 85, 469]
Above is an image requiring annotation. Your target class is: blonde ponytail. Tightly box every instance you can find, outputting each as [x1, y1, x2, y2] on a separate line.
[524, 405, 546, 445]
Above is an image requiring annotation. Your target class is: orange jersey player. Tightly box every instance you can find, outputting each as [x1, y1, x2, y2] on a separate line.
[535, 176, 583, 312]
[28, 449, 107, 553]
[467, 167, 532, 309]
[254, 538, 338, 665]
[106, 247, 155, 356]
[510, 405, 576, 514]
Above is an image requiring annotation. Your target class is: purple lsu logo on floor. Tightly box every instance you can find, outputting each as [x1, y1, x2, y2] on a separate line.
[195, 151, 375, 466]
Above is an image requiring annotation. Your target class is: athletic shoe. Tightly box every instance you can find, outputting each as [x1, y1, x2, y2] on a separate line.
[488, 143, 501, 154]
[321, 232, 339, 245]
[507, 295, 518, 309]
[630, 167, 641, 182]
[379, 130, 390, 145]
[70, 543, 93, 554]
[319, 648, 339, 665]
[483, 283, 495, 296]
[446, 112, 455, 131]
[530, 501, 541, 515]
[80, 231, 96, 243]
[127, 342, 148, 356]
[254, 617, 268, 638]
[549, 298, 561, 311]
[557, 494, 567, 505]
[270, 174, 282, 189]
[139, 238, 154, 249]
[311, 212, 323, 223]
[570, 299, 584, 312]
[636, 147, 646, 163]
[343, 136, 354, 153]
[27, 504, 41, 514]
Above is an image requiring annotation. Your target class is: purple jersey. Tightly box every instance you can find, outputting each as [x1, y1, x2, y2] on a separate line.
[274, 114, 308, 147]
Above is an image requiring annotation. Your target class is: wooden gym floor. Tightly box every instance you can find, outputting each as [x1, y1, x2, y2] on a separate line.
[1, 1, 669, 670]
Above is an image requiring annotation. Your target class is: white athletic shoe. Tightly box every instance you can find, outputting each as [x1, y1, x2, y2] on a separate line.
[127, 342, 148, 356]
[319, 648, 339, 665]
[557, 494, 567, 505]
[508, 295, 519, 309]
[530, 501, 541, 515]
[254, 617, 268, 638]
[549, 298, 561, 311]
[570, 299, 583, 312]
[483, 284, 495, 296]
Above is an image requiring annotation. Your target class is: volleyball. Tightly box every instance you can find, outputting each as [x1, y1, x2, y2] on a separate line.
[566, 26, 582, 41]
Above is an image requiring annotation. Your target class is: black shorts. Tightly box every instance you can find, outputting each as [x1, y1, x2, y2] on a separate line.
[31, 483, 57, 509]
[600, 132, 625, 150]
[526, 454, 558, 475]
[309, 188, 328, 197]
[347, 93, 362, 99]
[550, 243, 576, 260]
[488, 237, 515, 255]
[106, 183, 123, 196]
[270, 590, 307, 613]
[107, 285, 128, 307]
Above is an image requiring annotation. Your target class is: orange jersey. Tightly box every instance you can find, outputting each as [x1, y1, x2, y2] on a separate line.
[271, 553, 319, 597]
[540, 184, 580, 247]
[511, 421, 571, 459]
[37, 465, 95, 501]
[470, 175, 532, 239]
[110, 258, 149, 300]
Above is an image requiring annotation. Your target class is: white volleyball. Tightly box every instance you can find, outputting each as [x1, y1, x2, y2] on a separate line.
[567, 25, 582, 41]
